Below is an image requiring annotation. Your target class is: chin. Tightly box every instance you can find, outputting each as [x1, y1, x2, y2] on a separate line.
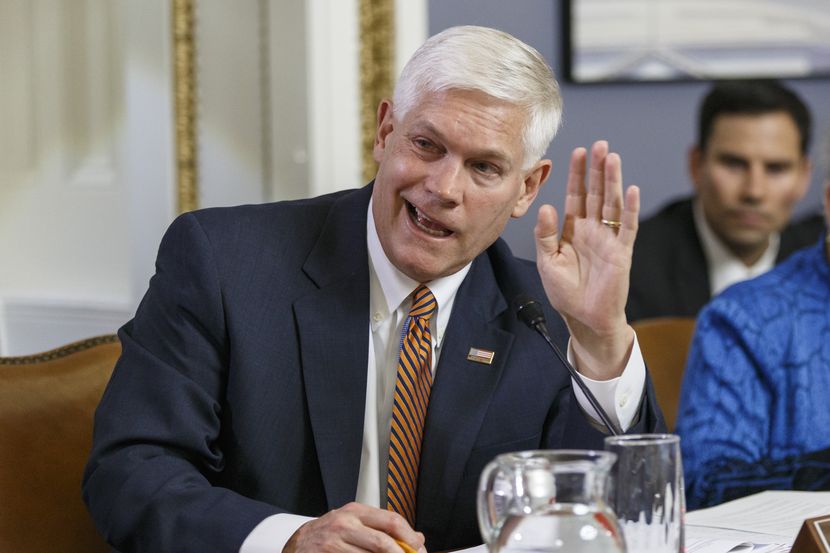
[401, 262, 444, 283]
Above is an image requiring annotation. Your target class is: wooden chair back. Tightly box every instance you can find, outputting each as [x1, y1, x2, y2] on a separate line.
[632, 317, 696, 431]
[0, 335, 120, 553]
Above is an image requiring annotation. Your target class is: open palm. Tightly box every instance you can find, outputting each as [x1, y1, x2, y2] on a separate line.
[535, 141, 639, 378]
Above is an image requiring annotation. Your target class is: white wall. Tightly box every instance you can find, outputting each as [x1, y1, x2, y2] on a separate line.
[0, 0, 426, 355]
[0, 0, 137, 354]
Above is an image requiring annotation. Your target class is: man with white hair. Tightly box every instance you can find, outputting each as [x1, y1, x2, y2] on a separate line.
[84, 26, 664, 553]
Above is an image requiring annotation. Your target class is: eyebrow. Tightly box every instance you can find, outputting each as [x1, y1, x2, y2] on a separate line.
[414, 121, 515, 168]
[715, 151, 797, 168]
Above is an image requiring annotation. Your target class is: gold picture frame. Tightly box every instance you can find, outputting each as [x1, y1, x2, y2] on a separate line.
[359, 0, 395, 184]
[172, 0, 198, 213]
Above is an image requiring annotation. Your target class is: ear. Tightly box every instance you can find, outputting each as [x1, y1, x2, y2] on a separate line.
[824, 179, 830, 222]
[688, 146, 703, 193]
[793, 156, 812, 201]
[373, 99, 395, 163]
[511, 159, 552, 218]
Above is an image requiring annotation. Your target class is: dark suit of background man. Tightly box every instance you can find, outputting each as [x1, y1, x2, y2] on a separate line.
[628, 80, 823, 322]
[83, 26, 663, 553]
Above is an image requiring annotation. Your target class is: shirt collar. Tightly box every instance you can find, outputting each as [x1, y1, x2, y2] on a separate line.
[693, 199, 779, 296]
[366, 198, 471, 347]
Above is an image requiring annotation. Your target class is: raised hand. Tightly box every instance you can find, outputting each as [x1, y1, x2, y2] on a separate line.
[282, 502, 426, 553]
[534, 140, 639, 380]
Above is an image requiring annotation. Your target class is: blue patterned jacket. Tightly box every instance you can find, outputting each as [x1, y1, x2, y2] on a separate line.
[677, 238, 830, 509]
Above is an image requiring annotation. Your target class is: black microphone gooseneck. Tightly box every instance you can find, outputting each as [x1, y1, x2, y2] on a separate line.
[515, 295, 621, 436]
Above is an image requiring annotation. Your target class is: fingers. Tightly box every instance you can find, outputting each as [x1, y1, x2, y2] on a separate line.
[566, 140, 629, 234]
[585, 140, 609, 220]
[618, 185, 640, 247]
[601, 152, 624, 227]
[285, 503, 425, 553]
[534, 204, 560, 259]
[354, 505, 423, 546]
[564, 147, 587, 219]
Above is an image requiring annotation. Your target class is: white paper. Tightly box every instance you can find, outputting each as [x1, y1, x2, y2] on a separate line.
[449, 545, 486, 553]
[686, 490, 830, 539]
[448, 538, 757, 553]
[448, 492, 830, 553]
[685, 524, 789, 546]
[685, 538, 753, 553]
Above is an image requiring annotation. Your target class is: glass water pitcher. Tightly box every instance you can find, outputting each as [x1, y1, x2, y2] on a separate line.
[477, 449, 626, 553]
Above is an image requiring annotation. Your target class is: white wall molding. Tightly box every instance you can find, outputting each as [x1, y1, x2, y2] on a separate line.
[267, 0, 427, 201]
[0, 296, 131, 356]
[266, 0, 309, 201]
[196, 1, 268, 208]
[0, 1, 132, 331]
[121, 0, 176, 304]
[65, 0, 121, 189]
[305, 0, 362, 197]
[394, 0, 428, 77]
[0, 0, 36, 188]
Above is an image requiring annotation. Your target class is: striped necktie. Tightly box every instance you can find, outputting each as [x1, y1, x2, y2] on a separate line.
[386, 285, 437, 526]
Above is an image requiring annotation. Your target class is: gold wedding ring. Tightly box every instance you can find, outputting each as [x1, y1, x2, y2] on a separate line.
[601, 218, 622, 229]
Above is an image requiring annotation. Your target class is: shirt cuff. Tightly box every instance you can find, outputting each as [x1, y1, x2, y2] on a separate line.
[568, 334, 645, 432]
[239, 513, 315, 553]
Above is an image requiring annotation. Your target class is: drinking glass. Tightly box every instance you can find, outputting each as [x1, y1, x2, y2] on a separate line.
[604, 434, 684, 553]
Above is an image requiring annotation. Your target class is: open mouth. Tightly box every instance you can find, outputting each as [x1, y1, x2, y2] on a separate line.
[407, 201, 453, 237]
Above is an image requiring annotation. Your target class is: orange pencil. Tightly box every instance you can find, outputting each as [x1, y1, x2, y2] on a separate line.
[395, 539, 418, 553]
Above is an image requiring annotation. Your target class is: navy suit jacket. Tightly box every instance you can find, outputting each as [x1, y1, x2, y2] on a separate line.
[627, 197, 825, 322]
[84, 185, 664, 553]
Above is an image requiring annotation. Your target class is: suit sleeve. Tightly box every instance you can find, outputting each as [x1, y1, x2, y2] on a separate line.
[542, 326, 666, 450]
[82, 213, 281, 553]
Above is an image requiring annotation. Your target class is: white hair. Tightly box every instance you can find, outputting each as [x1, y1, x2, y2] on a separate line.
[392, 25, 563, 170]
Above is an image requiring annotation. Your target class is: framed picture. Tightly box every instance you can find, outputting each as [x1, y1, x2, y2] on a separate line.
[563, 0, 830, 83]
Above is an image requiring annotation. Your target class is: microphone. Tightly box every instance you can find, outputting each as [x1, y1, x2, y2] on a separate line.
[514, 295, 621, 436]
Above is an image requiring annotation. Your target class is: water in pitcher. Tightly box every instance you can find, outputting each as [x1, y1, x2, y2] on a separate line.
[478, 450, 625, 553]
[490, 503, 625, 553]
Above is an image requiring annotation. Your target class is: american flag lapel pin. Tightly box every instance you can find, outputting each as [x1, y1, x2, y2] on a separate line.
[466, 347, 495, 365]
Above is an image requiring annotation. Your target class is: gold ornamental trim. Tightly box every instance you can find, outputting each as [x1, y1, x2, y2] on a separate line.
[359, 0, 395, 184]
[172, 0, 198, 213]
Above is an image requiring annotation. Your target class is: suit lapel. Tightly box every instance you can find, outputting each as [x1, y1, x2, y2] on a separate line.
[415, 253, 513, 536]
[295, 186, 372, 509]
[676, 206, 711, 314]
[675, 247, 710, 314]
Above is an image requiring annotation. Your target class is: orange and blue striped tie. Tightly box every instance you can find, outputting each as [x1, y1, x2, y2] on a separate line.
[386, 285, 436, 526]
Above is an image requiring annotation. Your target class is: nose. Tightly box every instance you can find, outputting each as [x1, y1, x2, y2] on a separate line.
[740, 163, 766, 202]
[424, 159, 465, 206]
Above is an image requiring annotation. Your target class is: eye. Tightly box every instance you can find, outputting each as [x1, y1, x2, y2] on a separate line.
[717, 155, 747, 171]
[412, 137, 440, 153]
[765, 162, 791, 175]
[471, 161, 500, 176]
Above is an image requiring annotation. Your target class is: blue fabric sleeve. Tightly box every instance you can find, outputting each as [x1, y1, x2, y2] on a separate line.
[677, 299, 774, 509]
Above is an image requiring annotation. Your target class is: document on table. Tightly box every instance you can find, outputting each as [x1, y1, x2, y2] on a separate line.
[686, 490, 830, 537]
[450, 491, 830, 553]
[685, 490, 830, 551]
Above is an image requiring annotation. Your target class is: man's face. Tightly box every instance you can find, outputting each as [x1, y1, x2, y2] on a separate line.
[690, 112, 810, 263]
[371, 89, 551, 282]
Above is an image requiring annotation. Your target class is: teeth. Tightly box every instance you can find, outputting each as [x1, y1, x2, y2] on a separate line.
[409, 203, 451, 237]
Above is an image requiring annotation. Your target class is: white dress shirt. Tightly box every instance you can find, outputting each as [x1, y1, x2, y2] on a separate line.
[240, 200, 646, 552]
[693, 200, 779, 296]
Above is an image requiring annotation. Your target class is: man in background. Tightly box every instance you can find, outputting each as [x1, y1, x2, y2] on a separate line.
[677, 158, 830, 509]
[627, 80, 823, 321]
